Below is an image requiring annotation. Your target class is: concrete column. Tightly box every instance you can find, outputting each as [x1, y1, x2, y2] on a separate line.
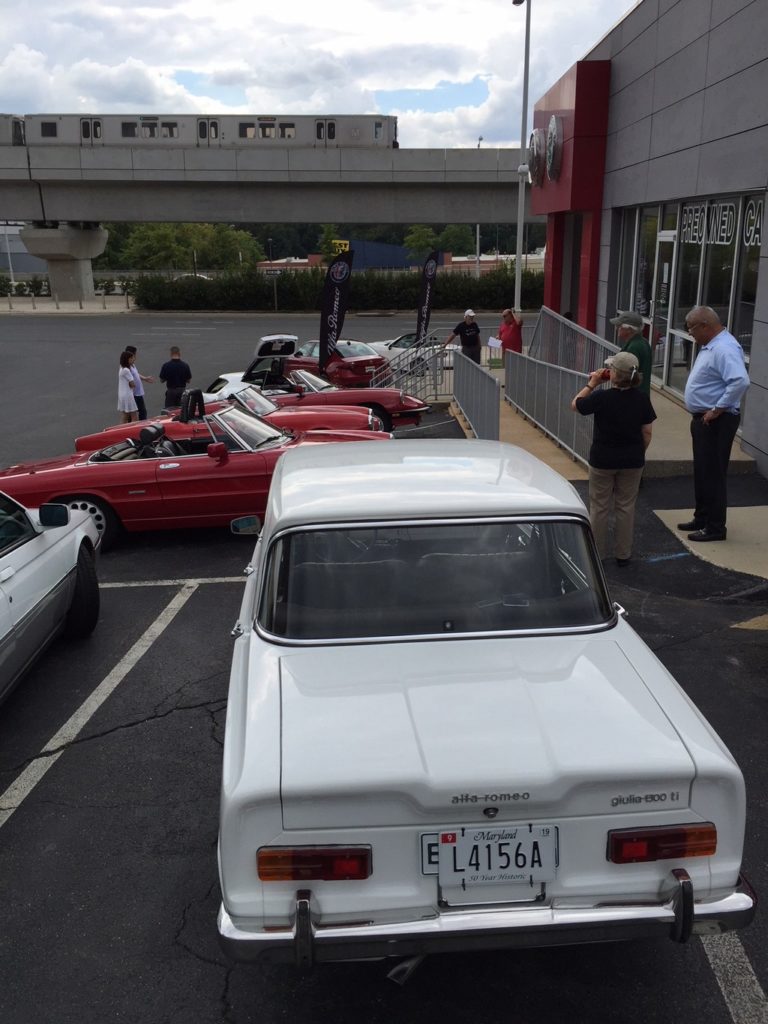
[19, 224, 108, 301]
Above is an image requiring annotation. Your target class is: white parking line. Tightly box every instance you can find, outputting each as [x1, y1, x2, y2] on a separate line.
[701, 934, 768, 1024]
[0, 583, 199, 830]
[100, 576, 243, 588]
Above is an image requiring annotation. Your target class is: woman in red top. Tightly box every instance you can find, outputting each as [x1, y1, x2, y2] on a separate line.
[498, 308, 523, 353]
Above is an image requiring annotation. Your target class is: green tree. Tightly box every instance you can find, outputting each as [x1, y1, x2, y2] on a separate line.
[318, 224, 341, 263]
[436, 224, 475, 256]
[122, 224, 190, 270]
[404, 224, 438, 261]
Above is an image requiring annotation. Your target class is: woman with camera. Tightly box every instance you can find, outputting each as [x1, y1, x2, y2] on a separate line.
[571, 351, 656, 567]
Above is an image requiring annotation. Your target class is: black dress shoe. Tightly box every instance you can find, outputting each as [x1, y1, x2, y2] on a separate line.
[677, 519, 703, 531]
[688, 529, 726, 542]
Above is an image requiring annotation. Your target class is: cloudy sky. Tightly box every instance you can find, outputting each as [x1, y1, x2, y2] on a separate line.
[1, 0, 638, 148]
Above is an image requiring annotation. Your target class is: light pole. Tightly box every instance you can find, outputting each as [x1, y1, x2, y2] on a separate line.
[513, 0, 531, 314]
[476, 137, 483, 279]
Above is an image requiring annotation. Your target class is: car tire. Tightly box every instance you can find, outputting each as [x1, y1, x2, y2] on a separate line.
[56, 496, 121, 551]
[64, 546, 100, 638]
[365, 405, 392, 431]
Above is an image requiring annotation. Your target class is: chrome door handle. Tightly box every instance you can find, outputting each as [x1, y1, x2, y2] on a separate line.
[0, 567, 15, 582]
[158, 463, 181, 470]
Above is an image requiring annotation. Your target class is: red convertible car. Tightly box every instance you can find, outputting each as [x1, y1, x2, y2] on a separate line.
[206, 369, 429, 432]
[74, 386, 385, 452]
[250, 335, 387, 388]
[0, 406, 391, 549]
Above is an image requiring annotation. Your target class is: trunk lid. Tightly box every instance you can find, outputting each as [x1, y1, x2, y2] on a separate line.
[279, 633, 695, 829]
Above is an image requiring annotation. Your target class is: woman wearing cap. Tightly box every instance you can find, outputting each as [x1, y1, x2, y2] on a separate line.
[571, 352, 656, 567]
[446, 310, 482, 364]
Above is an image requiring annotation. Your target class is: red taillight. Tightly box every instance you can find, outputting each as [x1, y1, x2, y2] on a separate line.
[607, 823, 717, 864]
[257, 846, 372, 881]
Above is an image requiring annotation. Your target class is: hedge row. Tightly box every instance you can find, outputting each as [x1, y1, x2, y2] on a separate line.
[131, 266, 544, 312]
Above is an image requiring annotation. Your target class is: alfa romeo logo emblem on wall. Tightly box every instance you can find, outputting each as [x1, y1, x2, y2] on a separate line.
[546, 115, 562, 182]
[527, 128, 545, 186]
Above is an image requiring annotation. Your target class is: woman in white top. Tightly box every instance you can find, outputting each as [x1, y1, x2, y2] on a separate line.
[118, 351, 139, 423]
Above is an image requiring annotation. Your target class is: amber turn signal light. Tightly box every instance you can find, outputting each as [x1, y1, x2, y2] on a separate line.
[257, 846, 372, 881]
[607, 823, 717, 864]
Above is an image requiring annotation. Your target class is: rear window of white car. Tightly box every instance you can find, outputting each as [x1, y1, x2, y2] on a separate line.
[258, 519, 612, 641]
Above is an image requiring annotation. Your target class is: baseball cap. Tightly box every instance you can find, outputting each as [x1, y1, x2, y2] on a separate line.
[605, 351, 639, 373]
[464, 309, 475, 318]
[609, 310, 643, 329]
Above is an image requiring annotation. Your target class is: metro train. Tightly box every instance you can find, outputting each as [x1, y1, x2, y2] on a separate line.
[0, 113, 399, 149]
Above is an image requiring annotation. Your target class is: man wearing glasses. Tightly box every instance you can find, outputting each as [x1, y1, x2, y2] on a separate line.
[678, 306, 750, 542]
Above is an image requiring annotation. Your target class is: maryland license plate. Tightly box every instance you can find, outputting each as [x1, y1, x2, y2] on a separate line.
[436, 824, 558, 887]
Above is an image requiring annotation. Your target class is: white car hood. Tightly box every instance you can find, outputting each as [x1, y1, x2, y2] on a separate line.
[278, 633, 696, 829]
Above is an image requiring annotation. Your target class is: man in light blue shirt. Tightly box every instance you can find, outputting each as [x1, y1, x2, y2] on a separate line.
[679, 307, 749, 542]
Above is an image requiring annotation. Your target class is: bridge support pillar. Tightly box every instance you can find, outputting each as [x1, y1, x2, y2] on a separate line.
[19, 224, 108, 301]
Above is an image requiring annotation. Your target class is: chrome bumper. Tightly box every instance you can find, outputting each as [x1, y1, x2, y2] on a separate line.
[218, 871, 756, 965]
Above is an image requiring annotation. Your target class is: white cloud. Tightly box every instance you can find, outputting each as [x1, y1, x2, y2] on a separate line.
[1, 0, 636, 147]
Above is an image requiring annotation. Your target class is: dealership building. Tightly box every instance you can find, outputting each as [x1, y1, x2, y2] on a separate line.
[529, 0, 767, 475]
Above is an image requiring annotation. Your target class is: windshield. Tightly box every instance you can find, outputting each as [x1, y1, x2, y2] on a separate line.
[214, 406, 285, 449]
[259, 519, 611, 641]
[290, 370, 336, 392]
[305, 340, 376, 358]
[231, 387, 278, 417]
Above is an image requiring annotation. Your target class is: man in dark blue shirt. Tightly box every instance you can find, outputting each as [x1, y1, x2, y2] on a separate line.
[159, 346, 192, 408]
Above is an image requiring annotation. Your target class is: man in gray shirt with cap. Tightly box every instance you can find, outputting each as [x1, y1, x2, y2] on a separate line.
[610, 311, 652, 395]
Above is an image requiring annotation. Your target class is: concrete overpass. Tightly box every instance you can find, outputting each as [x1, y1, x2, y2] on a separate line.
[0, 145, 541, 298]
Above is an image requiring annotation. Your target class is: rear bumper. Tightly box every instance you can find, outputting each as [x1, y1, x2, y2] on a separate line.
[218, 871, 756, 965]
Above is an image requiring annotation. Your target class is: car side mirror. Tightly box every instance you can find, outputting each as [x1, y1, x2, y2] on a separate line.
[207, 442, 229, 461]
[230, 515, 262, 536]
[38, 503, 70, 528]
[295, 384, 306, 397]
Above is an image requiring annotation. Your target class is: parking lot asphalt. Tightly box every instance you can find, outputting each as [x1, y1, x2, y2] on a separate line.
[1, 315, 766, 1024]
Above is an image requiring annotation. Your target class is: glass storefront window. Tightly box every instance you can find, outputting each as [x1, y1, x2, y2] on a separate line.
[617, 210, 636, 312]
[732, 196, 762, 363]
[616, 193, 760, 393]
[662, 205, 678, 231]
[674, 203, 704, 329]
[701, 197, 738, 323]
[633, 207, 658, 317]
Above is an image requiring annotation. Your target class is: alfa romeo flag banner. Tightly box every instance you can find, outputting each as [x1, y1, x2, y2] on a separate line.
[318, 250, 354, 372]
[415, 251, 439, 345]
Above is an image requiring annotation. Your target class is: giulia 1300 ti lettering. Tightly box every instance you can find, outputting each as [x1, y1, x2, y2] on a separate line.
[217, 440, 755, 976]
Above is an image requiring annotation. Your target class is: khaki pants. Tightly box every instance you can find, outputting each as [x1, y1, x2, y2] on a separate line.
[588, 465, 644, 561]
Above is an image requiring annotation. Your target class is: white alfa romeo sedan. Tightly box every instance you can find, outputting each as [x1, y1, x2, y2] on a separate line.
[217, 440, 755, 970]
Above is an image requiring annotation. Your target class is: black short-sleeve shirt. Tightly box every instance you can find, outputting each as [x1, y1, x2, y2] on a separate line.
[452, 321, 481, 349]
[575, 387, 656, 469]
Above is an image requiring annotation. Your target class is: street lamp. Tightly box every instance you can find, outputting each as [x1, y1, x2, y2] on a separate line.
[476, 137, 483, 279]
[512, 0, 531, 314]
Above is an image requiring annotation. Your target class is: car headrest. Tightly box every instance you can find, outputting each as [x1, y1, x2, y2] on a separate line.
[139, 424, 165, 446]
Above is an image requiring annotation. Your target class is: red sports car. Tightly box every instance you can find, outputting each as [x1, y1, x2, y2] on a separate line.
[250, 335, 387, 388]
[0, 406, 391, 549]
[74, 386, 385, 452]
[206, 369, 429, 432]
